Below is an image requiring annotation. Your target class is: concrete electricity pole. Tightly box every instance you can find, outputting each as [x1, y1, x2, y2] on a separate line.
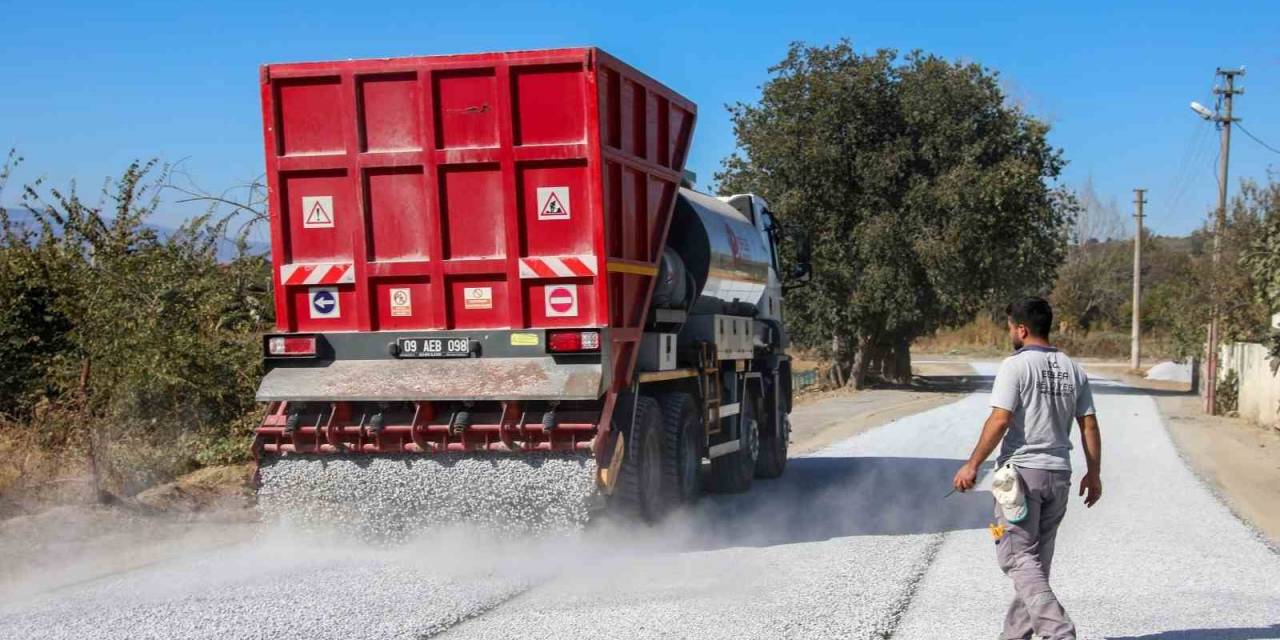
[1131, 188, 1146, 371]
[1203, 67, 1245, 415]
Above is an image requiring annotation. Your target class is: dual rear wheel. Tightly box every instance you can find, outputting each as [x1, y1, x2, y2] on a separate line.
[613, 383, 785, 521]
[612, 392, 703, 522]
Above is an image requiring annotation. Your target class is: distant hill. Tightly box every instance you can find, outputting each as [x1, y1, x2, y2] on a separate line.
[1, 206, 271, 261]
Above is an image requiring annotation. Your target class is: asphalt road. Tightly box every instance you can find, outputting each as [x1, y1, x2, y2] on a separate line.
[3, 362, 1278, 639]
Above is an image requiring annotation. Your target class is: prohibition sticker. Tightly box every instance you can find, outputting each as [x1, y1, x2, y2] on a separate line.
[302, 196, 334, 229]
[463, 286, 493, 310]
[308, 287, 340, 319]
[545, 284, 578, 317]
[536, 186, 570, 220]
[389, 288, 412, 317]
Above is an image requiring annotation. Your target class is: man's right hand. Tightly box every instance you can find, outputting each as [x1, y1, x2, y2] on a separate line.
[952, 462, 978, 493]
[1079, 471, 1102, 507]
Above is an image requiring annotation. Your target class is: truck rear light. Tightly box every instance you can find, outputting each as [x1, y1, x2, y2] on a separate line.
[266, 334, 317, 357]
[547, 330, 601, 353]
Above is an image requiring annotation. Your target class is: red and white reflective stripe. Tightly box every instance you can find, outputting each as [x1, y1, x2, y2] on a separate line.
[518, 255, 598, 279]
[280, 262, 355, 286]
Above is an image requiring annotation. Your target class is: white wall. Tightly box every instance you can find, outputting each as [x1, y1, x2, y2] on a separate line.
[1219, 342, 1280, 427]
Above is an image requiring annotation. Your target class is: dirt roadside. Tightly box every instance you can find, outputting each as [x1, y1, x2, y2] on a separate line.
[789, 361, 975, 454]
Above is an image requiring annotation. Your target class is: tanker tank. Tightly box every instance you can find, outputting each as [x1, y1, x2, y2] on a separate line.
[653, 188, 772, 316]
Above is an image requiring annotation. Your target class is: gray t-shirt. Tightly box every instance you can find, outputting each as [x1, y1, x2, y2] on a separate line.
[991, 346, 1095, 471]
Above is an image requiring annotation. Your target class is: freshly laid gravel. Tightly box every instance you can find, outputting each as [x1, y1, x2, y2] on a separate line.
[3, 363, 1278, 640]
[894, 364, 1280, 639]
[258, 452, 598, 539]
[0, 535, 533, 640]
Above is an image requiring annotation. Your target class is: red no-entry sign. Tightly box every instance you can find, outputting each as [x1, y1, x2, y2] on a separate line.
[545, 285, 578, 317]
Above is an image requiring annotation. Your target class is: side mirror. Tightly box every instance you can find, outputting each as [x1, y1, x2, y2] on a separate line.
[785, 233, 812, 292]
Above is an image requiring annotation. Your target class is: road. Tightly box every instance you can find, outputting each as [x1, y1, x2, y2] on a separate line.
[2, 363, 1278, 639]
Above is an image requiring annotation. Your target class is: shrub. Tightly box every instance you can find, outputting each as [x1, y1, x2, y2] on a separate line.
[0, 153, 272, 497]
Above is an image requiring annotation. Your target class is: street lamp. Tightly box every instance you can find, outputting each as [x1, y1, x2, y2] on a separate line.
[1189, 101, 1215, 120]
[1192, 67, 1244, 415]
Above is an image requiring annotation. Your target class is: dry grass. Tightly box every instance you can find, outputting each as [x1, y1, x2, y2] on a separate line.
[915, 316, 1179, 360]
[0, 425, 94, 516]
[913, 316, 1009, 355]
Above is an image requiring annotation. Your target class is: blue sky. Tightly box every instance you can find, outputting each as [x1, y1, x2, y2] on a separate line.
[1, 0, 1277, 238]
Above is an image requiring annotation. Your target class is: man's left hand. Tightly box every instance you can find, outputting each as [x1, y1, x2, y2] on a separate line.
[952, 463, 978, 493]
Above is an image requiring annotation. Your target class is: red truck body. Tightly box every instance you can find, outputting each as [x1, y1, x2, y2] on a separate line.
[255, 48, 696, 465]
[261, 47, 694, 395]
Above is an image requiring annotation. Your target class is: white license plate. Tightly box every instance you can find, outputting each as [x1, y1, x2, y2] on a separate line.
[396, 337, 472, 358]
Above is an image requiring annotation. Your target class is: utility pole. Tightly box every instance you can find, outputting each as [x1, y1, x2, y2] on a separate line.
[1131, 188, 1146, 371]
[1205, 67, 1244, 415]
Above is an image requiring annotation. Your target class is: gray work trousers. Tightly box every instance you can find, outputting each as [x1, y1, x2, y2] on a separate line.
[994, 466, 1076, 640]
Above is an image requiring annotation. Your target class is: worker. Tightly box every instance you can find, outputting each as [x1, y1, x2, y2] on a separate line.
[952, 297, 1103, 640]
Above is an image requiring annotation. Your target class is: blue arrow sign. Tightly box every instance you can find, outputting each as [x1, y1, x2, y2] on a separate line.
[310, 288, 338, 318]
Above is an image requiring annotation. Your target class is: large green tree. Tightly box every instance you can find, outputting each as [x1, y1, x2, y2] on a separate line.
[717, 42, 1076, 386]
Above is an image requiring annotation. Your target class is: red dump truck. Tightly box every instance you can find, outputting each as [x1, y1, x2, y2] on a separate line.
[252, 47, 810, 523]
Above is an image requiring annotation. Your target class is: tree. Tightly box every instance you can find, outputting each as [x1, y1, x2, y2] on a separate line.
[1240, 175, 1280, 365]
[1244, 174, 1280, 313]
[1051, 177, 1131, 333]
[1144, 178, 1273, 360]
[717, 42, 1075, 386]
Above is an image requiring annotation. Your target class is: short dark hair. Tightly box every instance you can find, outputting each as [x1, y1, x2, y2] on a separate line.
[1006, 297, 1053, 338]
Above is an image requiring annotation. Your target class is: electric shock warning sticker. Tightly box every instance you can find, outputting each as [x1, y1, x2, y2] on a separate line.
[536, 186, 570, 220]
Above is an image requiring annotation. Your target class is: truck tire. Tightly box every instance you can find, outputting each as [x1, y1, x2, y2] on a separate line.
[755, 413, 788, 479]
[613, 395, 666, 522]
[659, 392, 702, 505]
[707, 391, 759, 494]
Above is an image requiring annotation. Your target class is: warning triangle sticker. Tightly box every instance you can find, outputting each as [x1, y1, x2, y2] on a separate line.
[541, 193, 566, 216]
[306, 201, 332, 226]
[302, 196, 334, 229]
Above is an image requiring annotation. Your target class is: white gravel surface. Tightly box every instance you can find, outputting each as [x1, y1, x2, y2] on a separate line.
[258, 452, 598, 539]
[3, 361, 1277, 639]
[0, 531, 533, 640]
[895, 363, 1280, 639]
[445, 391, 1000, 639]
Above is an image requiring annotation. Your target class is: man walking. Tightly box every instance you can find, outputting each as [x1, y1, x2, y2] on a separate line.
[952, 297, 1103, 640]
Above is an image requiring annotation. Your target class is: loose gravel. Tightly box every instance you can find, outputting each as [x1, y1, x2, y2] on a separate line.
[257, 452, 598, 539]
[1145, 360, 1193, 382]
[0, 535, 532, 640]
[894, 364, 1280, 639]
[4, 363, 1278, 639]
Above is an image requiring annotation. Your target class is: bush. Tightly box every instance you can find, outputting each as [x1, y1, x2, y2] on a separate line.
[1215, 368, 1239, 416]
[0, 153, 272, 498]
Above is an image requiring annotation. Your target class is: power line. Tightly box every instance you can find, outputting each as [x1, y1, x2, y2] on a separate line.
[1166, 120, 1214, 219]
[1236, 122, 1280, 155]
[1164, 78, 1219, 224]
